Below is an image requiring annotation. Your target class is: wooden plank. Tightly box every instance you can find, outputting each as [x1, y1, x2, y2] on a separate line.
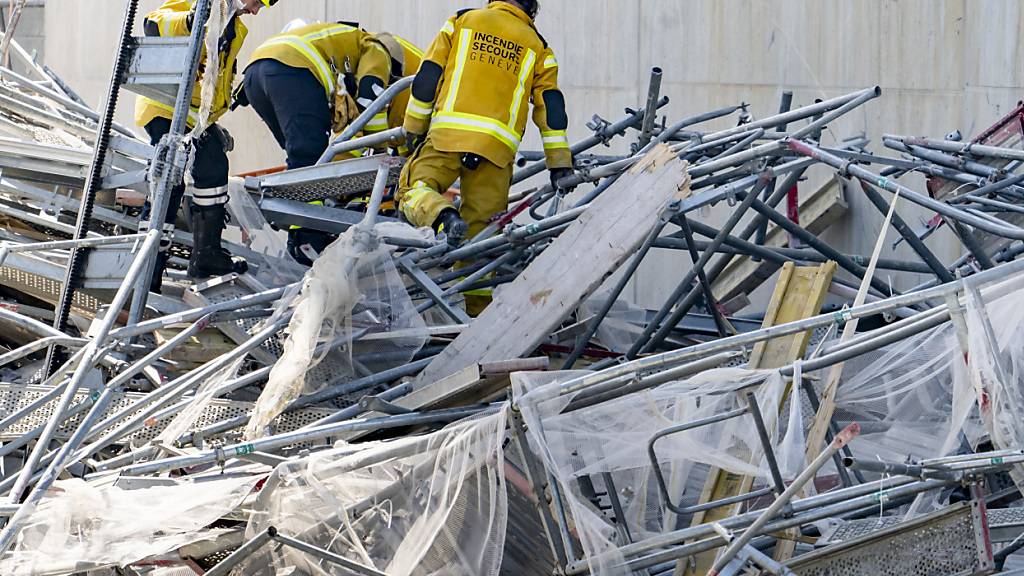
[414, 144, 690, 386]
[712, 175, 848, 303]
[340, 357, 549, 441]
[682, 261, 836, 575]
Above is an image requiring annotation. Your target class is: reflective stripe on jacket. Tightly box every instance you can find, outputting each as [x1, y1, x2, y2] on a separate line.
[134, 0, 248, 128]
[247, 23, 391, 101]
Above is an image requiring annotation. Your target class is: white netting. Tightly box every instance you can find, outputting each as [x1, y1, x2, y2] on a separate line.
[512, 269, 1024, 575]
[235, 408, 509, 576]
[0, 473, 260, 575]
[963, 271, 1024, 491]
[244, 221, 431, 439]
[514, 368, 805, 576]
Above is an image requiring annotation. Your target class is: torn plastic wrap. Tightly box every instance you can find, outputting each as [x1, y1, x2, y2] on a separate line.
[227, 176, 306, 286]
[963, 272, 1024, 491]
[514, 368, 804, 576]
[236, 408, 509, 576]
[510, 289, 1011, 576]
[0, 473, 260, 575]
[244, 221, 430, 440]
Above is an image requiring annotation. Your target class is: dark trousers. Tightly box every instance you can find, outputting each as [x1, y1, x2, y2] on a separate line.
[243, 59, 331, 170]
[142, 117, 230, 226]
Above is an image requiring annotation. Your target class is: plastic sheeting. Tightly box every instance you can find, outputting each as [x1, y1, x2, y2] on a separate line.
[227, 176, 306, 286]
[244, 221, 430, 440]
[236, 409, 508, 576]
[963, 272, 1024, 491]
[0, 473, 260, 575]
[514, 367, 805, 576]
[512, 271, 1024, 575]
[578, 292, 647, 355]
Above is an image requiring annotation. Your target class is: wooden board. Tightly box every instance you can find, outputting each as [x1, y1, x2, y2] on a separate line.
[414, 144, 690, 386]
[712, 175, 848, 303]
[681, 261, 836, 575]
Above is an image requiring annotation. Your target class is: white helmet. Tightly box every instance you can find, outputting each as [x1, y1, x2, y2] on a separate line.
[281, 18, 308, 33]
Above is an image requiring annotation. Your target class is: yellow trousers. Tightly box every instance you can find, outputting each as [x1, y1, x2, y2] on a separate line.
[396, 136, 511, 238]
[397, 137, 511, 315]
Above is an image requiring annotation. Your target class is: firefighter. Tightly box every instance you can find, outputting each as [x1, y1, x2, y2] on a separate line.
[239, 23, 422, 265]
[396, 0, 574, 248]
[396, 0, 572, 315]
[136, 0, 275, 292]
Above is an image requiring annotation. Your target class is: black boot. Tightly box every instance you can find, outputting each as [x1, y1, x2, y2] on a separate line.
[149, 251, 169, 294]
[433, 208, 468, 246]
[187, 203, 248, 278]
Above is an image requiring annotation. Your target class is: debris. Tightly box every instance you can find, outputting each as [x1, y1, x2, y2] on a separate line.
[1, 2, 1024, 575]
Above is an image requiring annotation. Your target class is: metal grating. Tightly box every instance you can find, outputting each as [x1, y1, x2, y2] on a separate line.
[789, 501, 993, 576]
[257, 155, 403, 203]
[817, 515, 907, 545]
[0, 262, 103, 316]
[0, 382, 333, 444]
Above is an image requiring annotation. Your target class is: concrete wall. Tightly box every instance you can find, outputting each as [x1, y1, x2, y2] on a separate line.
[39, 1, 1024, 311]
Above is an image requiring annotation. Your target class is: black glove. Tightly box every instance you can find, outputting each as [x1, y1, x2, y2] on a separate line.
[230, 83, 249, 110]
[405, 131, 426, 153]
[549, 167, 576, 192]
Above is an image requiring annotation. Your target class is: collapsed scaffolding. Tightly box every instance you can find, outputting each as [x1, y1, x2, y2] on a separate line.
[0, 1, 1024, 575]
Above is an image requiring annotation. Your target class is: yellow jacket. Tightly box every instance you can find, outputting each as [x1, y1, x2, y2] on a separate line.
[248, 23, 394, 133]
[134, 0, 248, 128]
[385, 35, 424, 132]
[404, 2, 571, 169]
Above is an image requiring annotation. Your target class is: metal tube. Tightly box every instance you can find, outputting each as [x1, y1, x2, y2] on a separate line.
[648, 407, 749, 514]
[637, 67, 663, 149]
[511, 99, 678, 186]
[0, 233, 142, 265]
[842, 457, 957, 481]
[692, 87, 880, 151]
[885, 133, 1024, 163]
[124, 0, 214, 333]
[709, 424, 860, 574]
[755, 91, 795, 254]
[565, 474, 926, 573]
[629, 175, 771, 357]
[272, 531, 387, 576]
[0, 228, 165, 552]
[73, 317, 288, 463]
[0, 336, 85, 369]
[745, 391, 786, 494]
[0, 315, 211, 462]
[616, 477, 947, 573]
[327, 126, 404, 158]
[538, 257, 1024, 402]
[746, 192, 898, 296]
[202, 527, 277, 576]
[788, 139, 1024, 240]
[109, 285, 290, 339]
[0, 65, 138, 138]
[561, 213, 672, 369]
[621, 164, 811, 359]
[653, 236, 936, 274]
[317, 76, 414, 164]
[677, 215, 731, 336]
[859, 180, 954, 281]
[109, 405, 495, 476]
